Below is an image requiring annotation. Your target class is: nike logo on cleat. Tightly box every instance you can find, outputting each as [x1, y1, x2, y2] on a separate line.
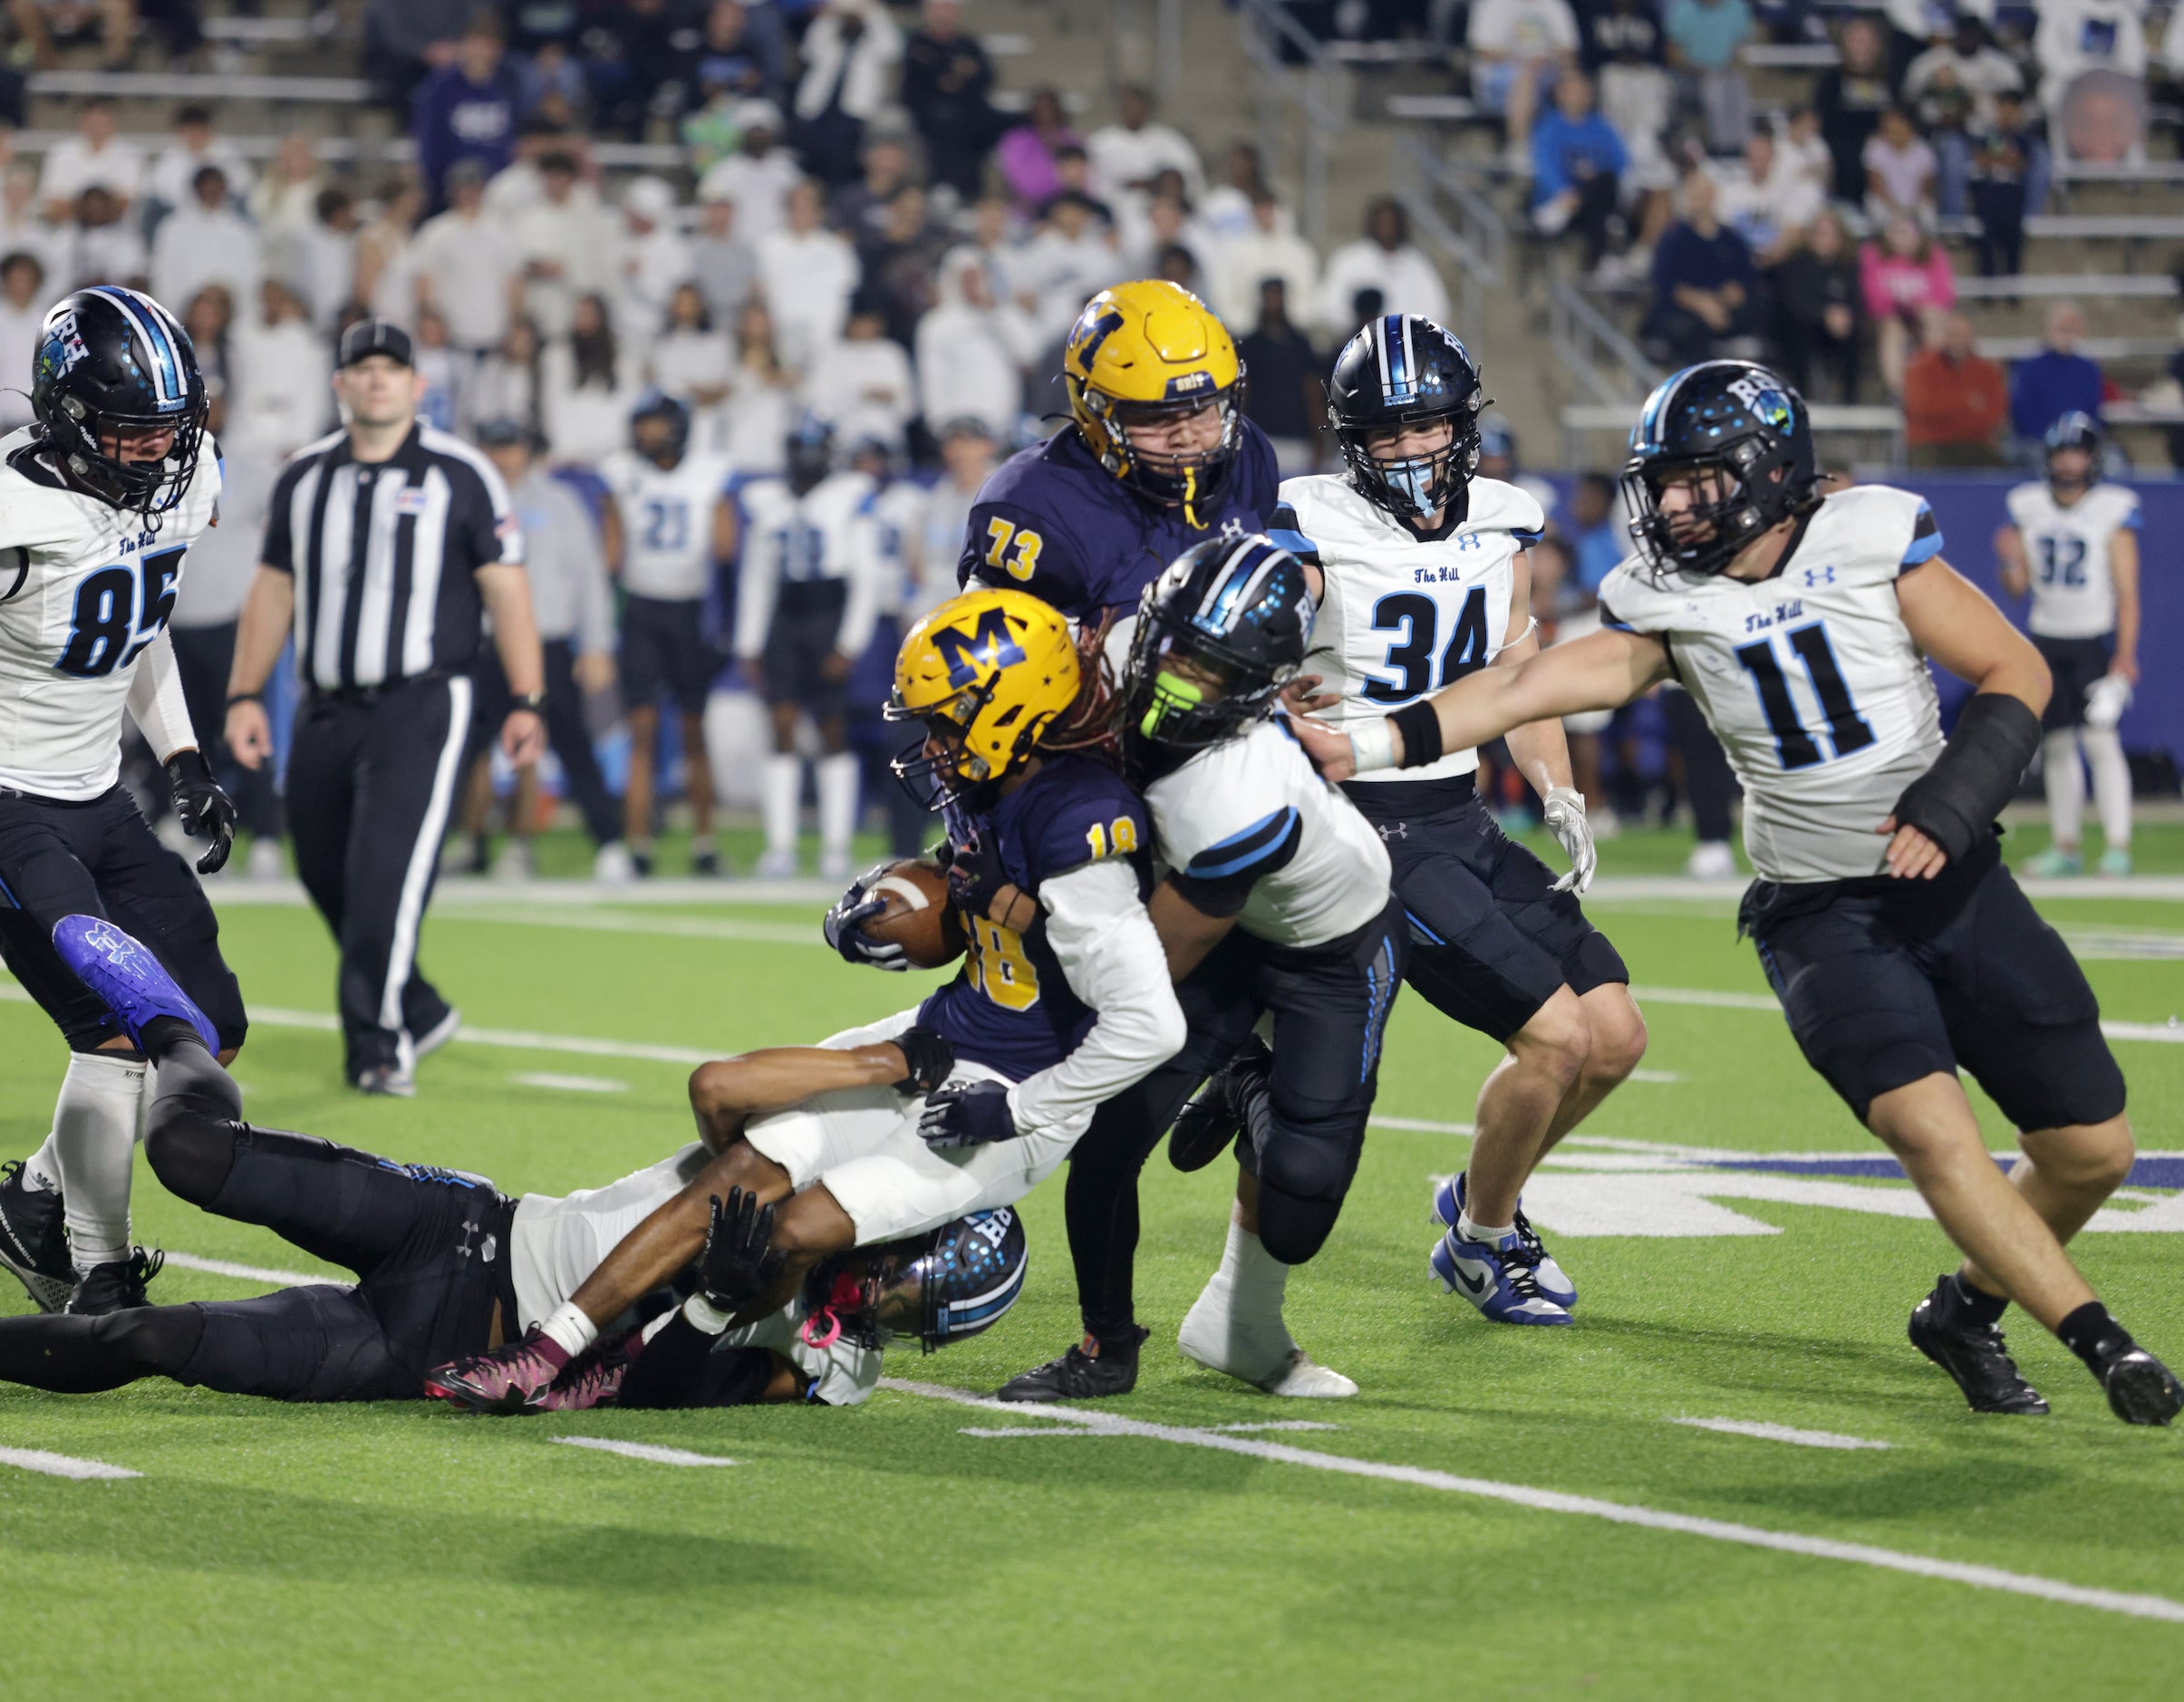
[1453, 1267, 1487, 1296]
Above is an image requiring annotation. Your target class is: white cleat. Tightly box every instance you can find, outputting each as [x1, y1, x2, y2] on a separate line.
[1176, 1277, 1358, 1398]
[1255, 1349, 1358, 1398]
[592, 841, 636, 885]
[818, 849, 854, 884]
[244, 836, 285, 882]
[755, 847, 800, 880]
[1685, 839, 1737, 880]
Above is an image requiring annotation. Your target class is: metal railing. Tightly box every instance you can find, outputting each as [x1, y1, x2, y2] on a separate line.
[1235, 0, 1344, 249]
[1388, 134, 1507, 347]
[1547, 280, 1663, 415]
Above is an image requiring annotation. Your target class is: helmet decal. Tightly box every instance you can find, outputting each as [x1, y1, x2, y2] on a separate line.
[929, 604, 1027, 689]
[90, 286, 187, 412]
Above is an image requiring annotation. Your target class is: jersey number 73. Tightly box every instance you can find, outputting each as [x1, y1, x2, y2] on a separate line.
[55, 547, 186, 679]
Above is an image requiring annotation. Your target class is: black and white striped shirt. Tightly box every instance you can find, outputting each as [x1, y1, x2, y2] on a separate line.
[261, 423, 523, 691]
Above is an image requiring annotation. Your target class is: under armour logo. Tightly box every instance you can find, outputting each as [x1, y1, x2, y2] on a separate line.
[1219, 517, 1246, 539]
[1376, 822, 1409, 840]
[454, 1222, 480, 1260]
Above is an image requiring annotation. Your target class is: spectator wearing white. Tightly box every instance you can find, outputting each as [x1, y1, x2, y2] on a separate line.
[281, 186, 362, 334]
[911, 418, 998, 623]
[1906, 18, 2023, 131]
[228, 279, 333, 459]
[1197, 142, 1269, 243]
[1318, 197, 1452, 340]
[1468, 0, 1580, 165]
[805, 303, 915, 451]
[145, 104, 255, 218]
[1863, 105, 1938, 223]
[39, 99, 142, 222]
[722, 301, 798, 474]
[151, 166, 262, 322]
[67, 185, 145, 288]
[1210, 189, 1319, 334]
[691, 188, 760, 331]
[353, 178, 424, 329]
[651, 281, 737, 450]
[792, 0, 905, 176]
[0, 251, 43, 431]
[182, 285, 236, 437]
[1013, 190, 1124, 346]
[250, 131, 324, 237]
[0, 161, 63, 287]
[914, 248, 1025, 443]
[698, 101, 803, 243]
[514, 150, 622, 341]
[482, 127, 602, 223]
[756, 177, 859, 372]
[542, 291, 638, 468]
[413, 159, 517, 356]
[1781, 107, 1832, 196]
[411, 306, 468, 433]
[1599, 35, 1677, 204]
[616, 175, 695, 365]
[1087, 83, 1207, 218]
[1711, 121, 1824, 265]
[2033, 0, 2147, 113]
[459, 315, 545, 442]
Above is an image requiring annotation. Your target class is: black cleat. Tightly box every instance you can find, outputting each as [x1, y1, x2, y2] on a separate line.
[64, 1247, 162, 1316]
[997, 1327, 1150, 1403]
[1169, 1040, 1271, 1173]
[691, 848, 720, 878]
[0, 1162, 74, 1313]
[2099, 1349, 2184, 1426]
[1909, 1278, 2049, 1415]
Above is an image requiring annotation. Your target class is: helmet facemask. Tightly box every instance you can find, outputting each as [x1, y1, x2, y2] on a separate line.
[884, 678, 999, 811]
[1624, 444, 1793, 580]
[1079, 383, 1245, 528]
[1338, 407, 1481, 522]
[1123, 609, 1291, 753]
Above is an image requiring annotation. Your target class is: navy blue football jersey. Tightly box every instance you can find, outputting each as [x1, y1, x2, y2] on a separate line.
[956, 421, 1280, 621]
[916, 754, 1154, 1081]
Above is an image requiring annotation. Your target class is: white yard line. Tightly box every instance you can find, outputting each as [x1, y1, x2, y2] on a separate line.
[1671, 1417, 1894, 1451]
[552, 1436, 738, 1467]
[165, 1252, 331, 1287]
[0, 1446, 140, 1480]
[511, 1072, 630, 1094]
[1369, 1116, 1474, 1136]
[882, 1378, 2184, 1625]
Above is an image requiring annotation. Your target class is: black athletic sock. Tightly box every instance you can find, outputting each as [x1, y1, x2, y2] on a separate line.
[1090, 1325, 1147, 1362]
[141, 1016, 209, 1063]
[2056, 1301, 2136, 1375]
[1950, 1273, 2008, 1327]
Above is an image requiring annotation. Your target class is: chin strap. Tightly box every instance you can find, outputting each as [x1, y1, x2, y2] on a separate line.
[1181, 463, 1202, 530]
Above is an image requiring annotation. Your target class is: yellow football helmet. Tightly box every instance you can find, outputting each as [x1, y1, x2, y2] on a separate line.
[886, 588, 1082, 806]
[1062, 279, 1244, 528]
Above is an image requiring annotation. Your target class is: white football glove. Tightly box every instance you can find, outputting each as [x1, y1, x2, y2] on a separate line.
[1542, 785, 1597, 895]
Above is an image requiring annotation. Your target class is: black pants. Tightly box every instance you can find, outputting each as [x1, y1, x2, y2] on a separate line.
[1773, 314, 1861, 404]
[1066, 900, 1407, 1340]
[285, 676, 469, 1077]
[0, 785, 246, 1053]
[471, 641, 621, 846]
[1973, 179, 2025, 278]
[169, 621, 282, 839]
[1665, 684, 1739, 844]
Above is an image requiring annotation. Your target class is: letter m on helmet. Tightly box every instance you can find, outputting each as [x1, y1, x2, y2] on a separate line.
[929, 604, 1026, 689]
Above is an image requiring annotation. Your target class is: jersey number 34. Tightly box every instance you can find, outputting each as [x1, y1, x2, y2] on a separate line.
[56, 548, 186, 679]
[1365, 587, 1489, 702]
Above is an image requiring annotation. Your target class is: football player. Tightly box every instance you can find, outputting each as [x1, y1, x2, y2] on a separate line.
[1272, 316, 1646, 1328]
[1995, 412, 2141, 876]
[421, 589, 1188, 1413]
[1001, 535, 1406, 1401]
[0, 915, 1025, 1409]
[958, 280, 1279, 631]
[734, 417, 884, 881]
[598, 389, 736, 876]
[1294, 360, 2183, 1425]
[0, 285, 242, 1320]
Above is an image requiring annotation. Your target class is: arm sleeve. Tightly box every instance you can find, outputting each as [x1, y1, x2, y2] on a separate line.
[126, 630, 198, 761]
[731, 495, 777, 659]
[1006, 858, 1188, 1139]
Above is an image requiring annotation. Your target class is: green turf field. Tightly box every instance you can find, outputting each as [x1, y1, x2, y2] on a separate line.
[2, 874, 2180, 1698]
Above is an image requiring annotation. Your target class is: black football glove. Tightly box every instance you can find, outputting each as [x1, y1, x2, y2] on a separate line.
[939, 827, 1010, 923]
[698, 1186, 784, 1314]
[917, 1078, 1018, 1151]
[823, 871, 906, 971]
[893, 1024, 954, 1094]
[165, 749, 237, 875]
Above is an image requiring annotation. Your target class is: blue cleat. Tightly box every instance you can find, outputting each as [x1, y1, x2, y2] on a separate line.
[52, 915, 218, 1055]
[1433, 1170, 1577, 1310]
[1431, 1223, 1572, 1325]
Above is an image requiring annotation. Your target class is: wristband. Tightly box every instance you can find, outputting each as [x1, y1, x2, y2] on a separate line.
[1348, 717, 1396, 774]
[682, 1294, 734, 1336]
[513, 691, 546, 714]
[226, 690, 263, 707]
[1390, 699, 1445, 769]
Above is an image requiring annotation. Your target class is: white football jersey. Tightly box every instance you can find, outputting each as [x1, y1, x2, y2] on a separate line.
[732, 469, 882, 660]
[720, 1300, 883, 1407]
[2004, 479, 2138, 640]
[1145, 719, 1391, 949]
[0, 429, 221, 800]
[1598, 485, 1947, 884]
[862, 478, 925, 615]
[1278, 472, 1544, 785]
[598, 448, 733, 601]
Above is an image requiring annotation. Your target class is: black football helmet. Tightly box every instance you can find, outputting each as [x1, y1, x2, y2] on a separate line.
[800, 1207, 1029, 1354]
[1123, 532, 1315, 756]
[1621, 360, 1818, 579]
[785, 414, 833, 495]
[32, 286, 208, 517]
[2044, 409, 2101, 492]
[1326, 314, 1487, 522]
[629, 387, 691, 466]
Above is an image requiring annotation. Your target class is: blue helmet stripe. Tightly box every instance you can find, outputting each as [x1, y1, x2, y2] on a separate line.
[1633, 364, 1704, 454]
[91, 285, 183, 409]
[934, 1258, 1027, 1337]
[1382, 313, 1411, 402]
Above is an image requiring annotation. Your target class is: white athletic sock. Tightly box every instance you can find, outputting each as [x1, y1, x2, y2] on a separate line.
[815, 752, 860, 864]
[2043, 730, 2084, 850]
[1215, 1219, 1290, 1324]
[53, 1050, 148, 1272]
[1457, 1209, 1515, 1244]
[22, 1134, 61, 1194]
[537, 1299, 600, 1359]
[2082, 725, 2132, 849]
[761, 754, 802, 861]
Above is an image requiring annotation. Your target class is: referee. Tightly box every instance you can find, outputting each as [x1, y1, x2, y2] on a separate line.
[225, 320, 547, 1097]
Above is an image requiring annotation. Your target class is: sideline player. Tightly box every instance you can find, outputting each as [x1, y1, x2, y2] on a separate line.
[0, 915, 1026, 1409]
[599, 390, 736, 876]
[0, 285, 242, 1319]
[1273, 315, 1646, 1327]
[1001, 536, 1405, 1401]
[422, 588, 1188, 1410]
[1995, 412, 2140, 877]
[735, 419, 883, 881]
[1294, 360, 2182, 1425]
[959, 280, 1277, 631]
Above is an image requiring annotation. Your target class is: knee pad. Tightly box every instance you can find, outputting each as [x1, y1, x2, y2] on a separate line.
[92, 1304, 206, 1377]
[1255, 1107, 1366, 1208]
[144, 1114, 240, 1207]
[1254, 1182, 1342, 1266]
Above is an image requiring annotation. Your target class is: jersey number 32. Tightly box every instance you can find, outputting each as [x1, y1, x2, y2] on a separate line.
[56, 548, 186, 679]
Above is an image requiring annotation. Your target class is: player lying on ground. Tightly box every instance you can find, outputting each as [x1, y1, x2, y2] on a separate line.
[424, 588, 1186, 1411]
[1001, 535, 1405, 1402]
[0, 917, 1023, 1408]
[1291, 359, 2182, 1426]
[0, 285, 245, 1320]
[1273, 314, 1647, 1328]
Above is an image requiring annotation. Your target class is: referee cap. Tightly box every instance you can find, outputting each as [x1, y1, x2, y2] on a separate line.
[338, 318, 413, 371]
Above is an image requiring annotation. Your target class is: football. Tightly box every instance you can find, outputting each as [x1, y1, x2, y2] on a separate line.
[860, 858, 965, 969]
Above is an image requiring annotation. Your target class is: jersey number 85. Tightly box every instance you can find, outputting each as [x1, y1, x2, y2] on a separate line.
[55, 547, 186, 679]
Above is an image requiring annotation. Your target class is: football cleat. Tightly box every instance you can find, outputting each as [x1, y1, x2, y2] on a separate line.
[2098, 1349, 2184, 1426]
[1907, 1280, 2049, 1415]
[51, 915, 218, 1054]
[1432, 1224, 1571, 1325]
[2028, 846, 2083, 878]
[1433, 1172, 1576, 1309]
[64, 1247, 162, 1316]
[1175, 1281, 1358, 1397]
[1169, 1039, 1271, 1173]
[0, 1162, 75, 1313]
[352, 1064, 416, 1098]
[411, 1006, 461, 1062]
[540, 1335, 636, 1413]
[1253, 1349, 1358, 1399]
[998, 1328, 1148, 1402]
[691, 846, 721, 878]
[422, 1328, 571, 1414]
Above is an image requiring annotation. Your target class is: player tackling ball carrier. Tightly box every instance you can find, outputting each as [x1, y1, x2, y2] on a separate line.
[1292, 359, 2181, 1425]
